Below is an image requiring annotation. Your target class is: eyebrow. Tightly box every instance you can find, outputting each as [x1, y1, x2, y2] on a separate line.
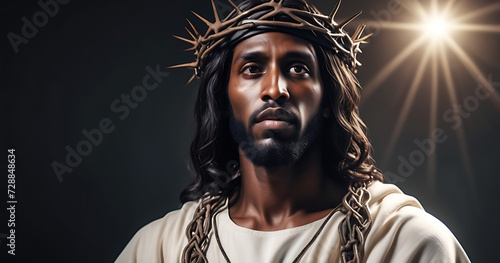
[234, 50, 315, 63]
[234, 51, 267, 63]
[284, 51, 315, 62]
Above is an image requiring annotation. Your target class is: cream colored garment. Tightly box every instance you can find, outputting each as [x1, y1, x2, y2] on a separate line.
[116, 182, 470, 262]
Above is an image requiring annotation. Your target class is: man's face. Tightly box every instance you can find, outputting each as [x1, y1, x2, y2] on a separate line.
[228, 32, 324, 167]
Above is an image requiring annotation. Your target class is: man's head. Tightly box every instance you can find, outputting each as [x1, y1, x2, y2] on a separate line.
[179, 0, 383, 203]
[228, 32, 324, 167]
[175, 2, 384, 262]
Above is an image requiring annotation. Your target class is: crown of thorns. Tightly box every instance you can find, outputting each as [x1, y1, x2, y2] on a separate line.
[171, 0, 371, 82]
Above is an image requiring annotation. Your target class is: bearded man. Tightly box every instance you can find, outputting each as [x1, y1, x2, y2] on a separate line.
[116, 0, 470, 262]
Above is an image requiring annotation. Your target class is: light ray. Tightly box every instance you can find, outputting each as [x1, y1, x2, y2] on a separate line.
[361, 0, 498, 198]
[455, 2, 500, 22]
[382, 46, 432, 166]
[444, 37, 500, 108]
[352, 20, 422, 31]
[442, 0, 456, 17]
[439, 46, 481, 214]
[382, 22, 422, 31]
[431, 0, 438, 14]
[427, 43, 439, 193]
[361, 36, 427, 104]
[440, 47, 460, 114]
[451, 24, 500, 33]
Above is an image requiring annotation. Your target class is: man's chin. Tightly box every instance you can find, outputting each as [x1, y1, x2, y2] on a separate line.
[253, 123, 298, 141]
[240, 138, 307, 167]
[229, 109, 322, 168]
[255, 133, 297, 144]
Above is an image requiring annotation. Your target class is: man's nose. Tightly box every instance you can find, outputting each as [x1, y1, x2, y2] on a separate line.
[260, 65, 290, 103]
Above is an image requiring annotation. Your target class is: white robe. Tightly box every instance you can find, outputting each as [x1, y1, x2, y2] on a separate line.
[116, 181, 470, 262]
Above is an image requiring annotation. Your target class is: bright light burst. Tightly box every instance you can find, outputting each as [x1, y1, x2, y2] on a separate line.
[424, 15, 450, 37]
[359, 0, 500, 203]
[419, 0, 454, 39]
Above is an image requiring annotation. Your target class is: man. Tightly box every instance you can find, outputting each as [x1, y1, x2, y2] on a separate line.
[117, 0, 470, 262]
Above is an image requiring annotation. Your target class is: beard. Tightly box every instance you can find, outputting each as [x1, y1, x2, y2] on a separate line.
[229, 103, 323, 167]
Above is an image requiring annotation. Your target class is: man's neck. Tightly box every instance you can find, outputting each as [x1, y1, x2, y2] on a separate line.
[229, 142, 346, 231]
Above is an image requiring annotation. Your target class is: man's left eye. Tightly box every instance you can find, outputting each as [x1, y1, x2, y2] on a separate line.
[288, 65, 309, 76]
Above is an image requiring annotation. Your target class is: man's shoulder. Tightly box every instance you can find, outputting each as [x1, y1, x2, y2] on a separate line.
[365, 181, 470, 262]
[367, 180, 456, 240]
[140, 200, 199, 237]
[367, 181, 426, 220]
[115, 200, 200, 263]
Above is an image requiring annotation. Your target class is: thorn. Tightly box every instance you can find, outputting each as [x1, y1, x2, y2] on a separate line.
[351, 25, 365, 39]
[173, 35, 197, 45]
[186, 73, 197, 85]
[186, 19, 199, 36]
[185, 27, 196, 40]
[223, 9, 237, 21]
[338, 10, 362, 30]
[351, 25, 361, 39]
[226, 0, 242, 14]
[211, 0, 220, 23]
[356, 25, 366, 39]
[354, 33, 372, 43]
[329, 0, 342, 21]
[192, 11, 212, 27]
[168, 62, 197, 69]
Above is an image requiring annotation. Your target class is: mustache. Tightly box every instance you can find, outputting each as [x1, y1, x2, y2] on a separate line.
[249, 102, 300, 128]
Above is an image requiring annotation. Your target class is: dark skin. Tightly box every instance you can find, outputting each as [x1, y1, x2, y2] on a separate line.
[227, 32, 346, 231]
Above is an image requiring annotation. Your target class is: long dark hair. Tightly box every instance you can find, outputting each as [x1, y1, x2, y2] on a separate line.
[180, 0, 383, 204]
[179, 1, 384, 262]
[180, 45, 239, 203]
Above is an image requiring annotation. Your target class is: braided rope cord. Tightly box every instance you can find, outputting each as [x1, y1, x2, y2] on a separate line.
[339, 181, 372, 263]
[182, 177, 240, 263]
[182, 179, 373, 262]
[182, 195, 226, 263]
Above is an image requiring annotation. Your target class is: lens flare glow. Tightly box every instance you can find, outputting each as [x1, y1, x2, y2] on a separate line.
[360, 0, 500, 203]
[424, 16, 450, 37]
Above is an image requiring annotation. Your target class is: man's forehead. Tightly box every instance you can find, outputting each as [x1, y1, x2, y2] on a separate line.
[232, 32, 317, 61]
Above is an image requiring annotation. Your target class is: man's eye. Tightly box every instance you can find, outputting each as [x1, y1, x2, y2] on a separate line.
[242, 66, 262, 75]
[288, 65, 309, 76]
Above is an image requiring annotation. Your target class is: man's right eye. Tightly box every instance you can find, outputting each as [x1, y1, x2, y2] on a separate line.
[242, 65, 263, 76]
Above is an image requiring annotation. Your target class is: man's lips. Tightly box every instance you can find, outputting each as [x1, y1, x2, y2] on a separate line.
[255, 119, 289, 129]
[254, 107, 296, 124]
[251, 107, 298, 135]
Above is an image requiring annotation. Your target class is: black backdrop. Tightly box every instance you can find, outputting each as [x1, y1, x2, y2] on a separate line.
[3, 0, 500, 262]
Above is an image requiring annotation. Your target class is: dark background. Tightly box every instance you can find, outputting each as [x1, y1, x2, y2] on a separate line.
[3, 0, 499, 262]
